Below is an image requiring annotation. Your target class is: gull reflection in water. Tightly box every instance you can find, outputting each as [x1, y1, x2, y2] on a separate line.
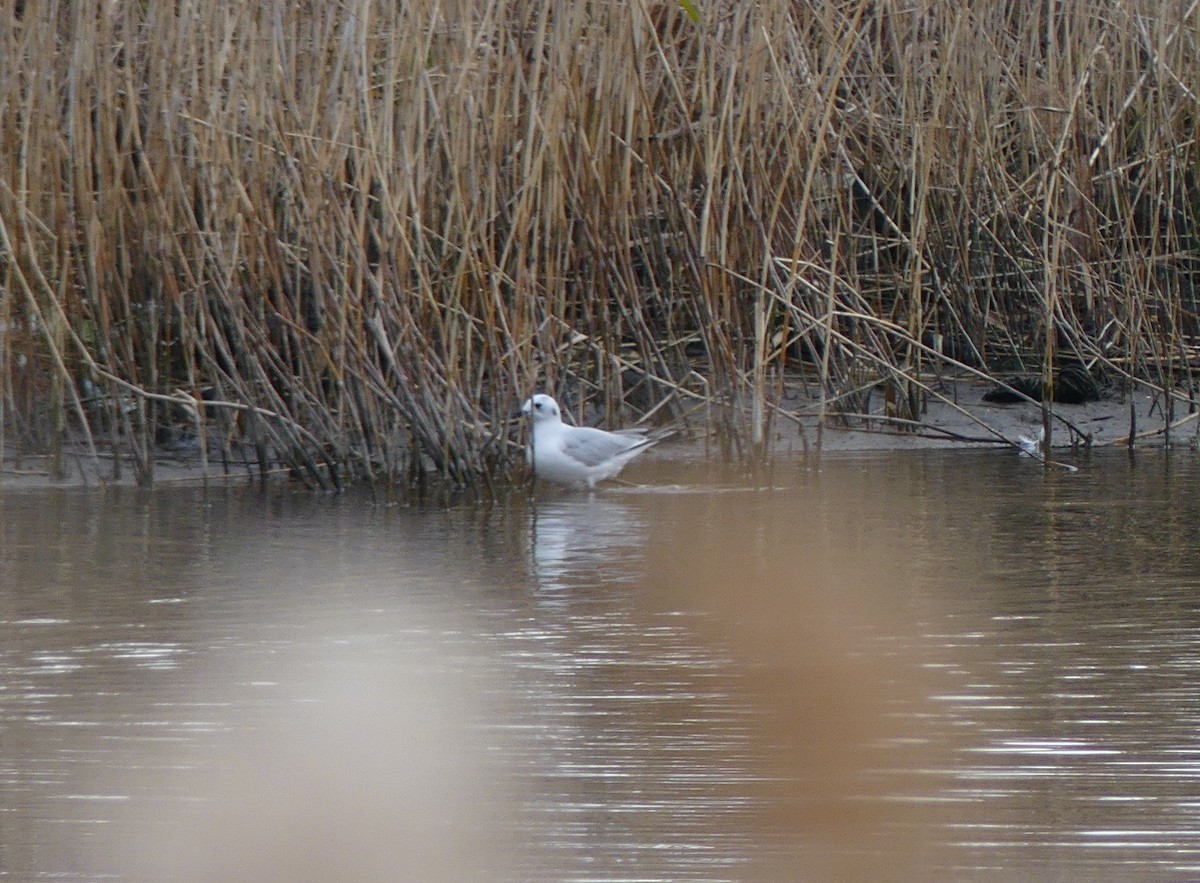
[527, 494, 648, 593]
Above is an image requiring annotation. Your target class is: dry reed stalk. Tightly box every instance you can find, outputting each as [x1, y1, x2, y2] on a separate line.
[3, 1, 1200, 487]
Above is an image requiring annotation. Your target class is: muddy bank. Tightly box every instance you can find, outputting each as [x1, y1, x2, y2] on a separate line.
[3, 379, 1193, 491]
[759, 379, 1194, 455]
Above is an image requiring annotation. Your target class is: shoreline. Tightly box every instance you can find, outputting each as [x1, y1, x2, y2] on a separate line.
[3, 380, 1193, 491]
[767, 379, 1193, 454]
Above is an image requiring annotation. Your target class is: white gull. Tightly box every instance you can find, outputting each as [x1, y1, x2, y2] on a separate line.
[521, 393, 661, 489]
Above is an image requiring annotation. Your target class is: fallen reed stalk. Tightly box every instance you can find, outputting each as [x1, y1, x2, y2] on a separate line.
[3, 0, 1200, 487]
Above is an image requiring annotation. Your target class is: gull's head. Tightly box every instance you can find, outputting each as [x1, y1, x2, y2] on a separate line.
[521, 393, 561, 424]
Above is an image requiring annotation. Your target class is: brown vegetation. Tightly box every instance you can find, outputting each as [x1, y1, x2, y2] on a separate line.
[2, 0, 1199, 488]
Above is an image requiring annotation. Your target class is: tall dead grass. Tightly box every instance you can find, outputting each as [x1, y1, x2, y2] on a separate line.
[2, 0, 1199, 487]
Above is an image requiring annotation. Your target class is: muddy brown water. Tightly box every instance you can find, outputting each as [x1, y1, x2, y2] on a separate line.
[4, 450, 1200, 881]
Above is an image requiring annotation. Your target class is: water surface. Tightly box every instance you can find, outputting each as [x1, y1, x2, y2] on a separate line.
[3, 450, 1200, 880]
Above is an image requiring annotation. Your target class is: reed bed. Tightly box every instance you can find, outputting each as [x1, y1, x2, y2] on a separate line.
[2, 0, 1200, 488]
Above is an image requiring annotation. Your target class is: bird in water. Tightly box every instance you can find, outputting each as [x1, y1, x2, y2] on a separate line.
[521, 393, 661, 489]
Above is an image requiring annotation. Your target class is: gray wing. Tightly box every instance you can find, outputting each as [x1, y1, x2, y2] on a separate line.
[560, 426, 651, 468]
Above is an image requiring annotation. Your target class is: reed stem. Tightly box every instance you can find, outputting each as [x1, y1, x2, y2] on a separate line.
[2, 1, 1199, 484]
